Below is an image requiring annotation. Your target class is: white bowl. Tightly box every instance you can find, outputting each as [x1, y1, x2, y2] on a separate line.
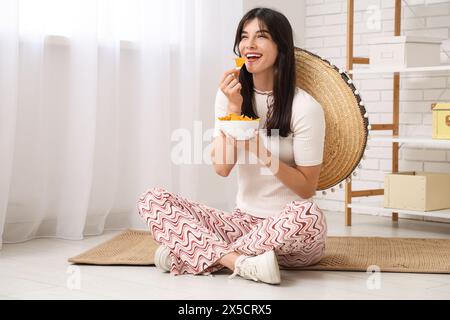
[219, 119, 260, 140]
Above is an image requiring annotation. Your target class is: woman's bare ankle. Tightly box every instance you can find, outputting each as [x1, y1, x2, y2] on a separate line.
[218, 252, 241, 271]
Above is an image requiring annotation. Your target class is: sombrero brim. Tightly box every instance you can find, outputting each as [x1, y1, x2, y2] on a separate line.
[295, 47, 369, 191]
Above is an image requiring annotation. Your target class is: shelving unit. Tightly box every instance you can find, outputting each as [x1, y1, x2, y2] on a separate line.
[345, 0, 450, 226]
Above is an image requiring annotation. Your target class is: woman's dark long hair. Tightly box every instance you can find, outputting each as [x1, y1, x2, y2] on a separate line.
[233, 8, 296, 137]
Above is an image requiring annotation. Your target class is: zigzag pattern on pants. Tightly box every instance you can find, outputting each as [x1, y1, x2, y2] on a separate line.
[137, 187, 327, 275]
[232, 201, 327, 268]
[137, 187, 250, 275]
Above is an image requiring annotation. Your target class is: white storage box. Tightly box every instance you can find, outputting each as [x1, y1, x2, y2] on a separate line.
[368, 36, 442, 68]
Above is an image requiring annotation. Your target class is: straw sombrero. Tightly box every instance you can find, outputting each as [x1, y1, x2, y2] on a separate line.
[295, 47, 369, 191]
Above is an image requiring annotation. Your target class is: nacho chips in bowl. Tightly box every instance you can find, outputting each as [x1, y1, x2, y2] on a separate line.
[218, 113, 260, 140]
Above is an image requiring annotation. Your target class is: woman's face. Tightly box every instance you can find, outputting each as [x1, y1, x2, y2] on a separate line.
[238, 18, 278, 75]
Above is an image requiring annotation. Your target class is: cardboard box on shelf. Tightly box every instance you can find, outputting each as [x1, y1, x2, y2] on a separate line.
[384, 172, 450, 212]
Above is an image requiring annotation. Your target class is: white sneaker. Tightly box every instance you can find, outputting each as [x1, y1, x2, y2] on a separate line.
[229, 250, 281, 284]
[154, 245, 171, 272]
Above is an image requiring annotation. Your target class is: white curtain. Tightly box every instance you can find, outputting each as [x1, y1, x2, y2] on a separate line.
[0, 0, 242, 246]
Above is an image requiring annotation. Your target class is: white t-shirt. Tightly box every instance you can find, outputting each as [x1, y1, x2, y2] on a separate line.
[213, 87, 325, 217]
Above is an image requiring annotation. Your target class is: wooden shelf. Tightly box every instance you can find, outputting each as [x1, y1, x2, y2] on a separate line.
[348, 201, 450, 220]
[343, 0, 450, 226]
[349, 65, 450, 74]
[369, 135, 450, 148]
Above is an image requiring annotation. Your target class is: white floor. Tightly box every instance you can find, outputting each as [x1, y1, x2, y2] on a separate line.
[1, 212, 449, 300]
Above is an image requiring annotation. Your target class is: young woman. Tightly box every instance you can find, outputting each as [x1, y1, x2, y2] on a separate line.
[137, 7, 327, 285]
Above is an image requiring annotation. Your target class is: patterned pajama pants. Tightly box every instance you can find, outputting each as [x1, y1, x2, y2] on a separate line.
[137, 187, 327, 275]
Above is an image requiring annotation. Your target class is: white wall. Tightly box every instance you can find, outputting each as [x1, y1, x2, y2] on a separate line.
[243, 0, 306, 47]
[304, 0, 450, 223]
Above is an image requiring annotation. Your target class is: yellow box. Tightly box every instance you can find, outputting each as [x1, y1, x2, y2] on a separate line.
[432, 103, 450, 140]
[384, 172, 450, 211]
